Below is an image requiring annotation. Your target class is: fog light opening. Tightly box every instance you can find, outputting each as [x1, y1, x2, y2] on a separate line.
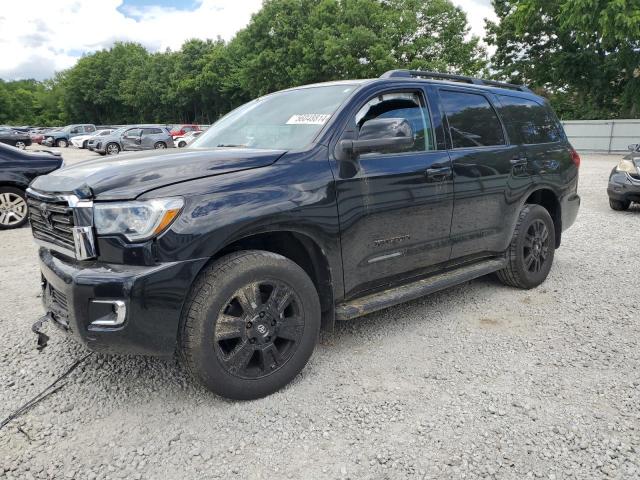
[90, 300, 126, 327]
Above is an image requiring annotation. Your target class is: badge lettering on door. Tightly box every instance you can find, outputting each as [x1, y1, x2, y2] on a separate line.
[373, 235, 410, 248]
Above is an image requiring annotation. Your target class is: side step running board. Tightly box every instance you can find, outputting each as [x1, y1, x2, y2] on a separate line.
[335, 257, 507, 321]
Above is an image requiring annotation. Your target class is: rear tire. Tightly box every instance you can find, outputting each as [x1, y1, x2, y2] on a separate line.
[180, 250, 321, 400]
[154, 142, 167, 149]
[496, 204, 555, 289]
[609, 198, 630, 211]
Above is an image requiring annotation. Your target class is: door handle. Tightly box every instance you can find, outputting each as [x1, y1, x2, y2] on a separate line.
[425, 166, 452, 182]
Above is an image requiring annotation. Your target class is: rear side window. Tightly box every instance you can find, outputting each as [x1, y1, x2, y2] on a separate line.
[440, 90, 505, 148]
[497, 95, 563, 144]
[142, 128, 162, 135]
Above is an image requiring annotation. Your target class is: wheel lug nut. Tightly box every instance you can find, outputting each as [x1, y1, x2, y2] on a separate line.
[246, 321, 252, 328]
[259, 312, 265, 318]
[250, 338, 256, 344]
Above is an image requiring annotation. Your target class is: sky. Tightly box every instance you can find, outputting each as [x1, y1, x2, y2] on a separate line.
[0, 0, 497, 81]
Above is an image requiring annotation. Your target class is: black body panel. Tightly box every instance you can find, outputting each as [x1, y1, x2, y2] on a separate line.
[27, 76, 580, 356]
[0, 143, 63, 188]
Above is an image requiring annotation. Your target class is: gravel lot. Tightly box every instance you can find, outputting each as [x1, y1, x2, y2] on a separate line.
[1, 149, 639, 480]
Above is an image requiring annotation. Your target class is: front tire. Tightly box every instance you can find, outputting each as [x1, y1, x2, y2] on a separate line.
[14, 141, 26, 149]
[609, 198, 630, 211]
[106, 143, 120, 155]
[180, 251, 321, 400]
[56, 139, 68, 148]
[496, 204, 555, 289]
[0, 187, 28, 230]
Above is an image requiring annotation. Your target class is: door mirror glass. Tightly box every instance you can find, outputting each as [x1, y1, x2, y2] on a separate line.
[628, 144, 639, 152]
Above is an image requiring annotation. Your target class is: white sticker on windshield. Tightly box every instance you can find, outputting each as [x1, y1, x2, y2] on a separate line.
[286, 114, 332, 125]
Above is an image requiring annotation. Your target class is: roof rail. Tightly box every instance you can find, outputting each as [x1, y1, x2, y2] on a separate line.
[380, 70, 532, 93]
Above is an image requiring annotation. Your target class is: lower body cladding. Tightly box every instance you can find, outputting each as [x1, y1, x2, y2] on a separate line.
[38, 248, 208, 356]
[607, 170, 640, 203]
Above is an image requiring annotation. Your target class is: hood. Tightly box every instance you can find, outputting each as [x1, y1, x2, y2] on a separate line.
[30, 147, 286, 200]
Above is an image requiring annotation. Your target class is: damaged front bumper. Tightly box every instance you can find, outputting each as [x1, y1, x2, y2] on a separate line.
[37, 247, 208, 356]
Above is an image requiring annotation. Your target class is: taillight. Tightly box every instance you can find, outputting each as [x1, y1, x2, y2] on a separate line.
[570, 148, 581, 168]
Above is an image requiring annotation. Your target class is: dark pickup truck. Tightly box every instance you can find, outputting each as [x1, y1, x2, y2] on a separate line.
[27, 70, 580, 399]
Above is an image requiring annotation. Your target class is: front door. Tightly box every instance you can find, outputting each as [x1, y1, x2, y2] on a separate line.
[121, 128, 142, 151]
[437, 88, 529, 259]
[332, 87, 454, 298]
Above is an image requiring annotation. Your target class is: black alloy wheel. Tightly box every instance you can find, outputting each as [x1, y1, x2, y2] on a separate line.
[214, 280, 304, 379]
[522, 219, 550, 274]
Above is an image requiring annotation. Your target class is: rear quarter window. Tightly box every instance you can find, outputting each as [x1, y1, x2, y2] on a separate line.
[497, 95, 563, 144]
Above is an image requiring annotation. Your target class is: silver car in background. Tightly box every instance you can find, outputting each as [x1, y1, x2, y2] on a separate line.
[89, 125, 175, 155]
[71, 129, 114, 148]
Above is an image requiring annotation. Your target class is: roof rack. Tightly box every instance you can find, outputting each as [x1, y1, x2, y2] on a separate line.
[380, 70, 532, 93]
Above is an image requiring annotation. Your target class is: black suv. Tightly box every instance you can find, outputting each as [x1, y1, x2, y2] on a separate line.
[27, 71, 580, 399]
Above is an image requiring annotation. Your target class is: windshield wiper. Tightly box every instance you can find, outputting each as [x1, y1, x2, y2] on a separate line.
[217, 144, 247, 148]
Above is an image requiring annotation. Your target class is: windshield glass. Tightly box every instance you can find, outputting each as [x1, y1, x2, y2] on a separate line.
[192, 84, 357, 150]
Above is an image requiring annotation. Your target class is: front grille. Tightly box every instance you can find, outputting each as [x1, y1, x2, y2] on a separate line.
[27, 196, 76, 253]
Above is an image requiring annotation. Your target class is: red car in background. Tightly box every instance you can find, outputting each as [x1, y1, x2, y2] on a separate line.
[169, 124, 201, 138]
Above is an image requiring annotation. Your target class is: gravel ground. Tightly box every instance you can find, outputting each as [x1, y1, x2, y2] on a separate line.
[1, 150, 639, 480]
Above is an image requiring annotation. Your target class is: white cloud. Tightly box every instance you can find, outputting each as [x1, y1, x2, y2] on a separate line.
[0, 0, 498, 81]
[0, 0, 262, 80]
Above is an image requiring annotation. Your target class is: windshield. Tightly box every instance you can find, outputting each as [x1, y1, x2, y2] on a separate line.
[192, 84, 357, 150]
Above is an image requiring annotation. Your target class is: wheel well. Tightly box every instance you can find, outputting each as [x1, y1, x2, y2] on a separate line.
[525, 189, 562, 248]
[213, 231, 335, 329]
[0, 182, 26, 192]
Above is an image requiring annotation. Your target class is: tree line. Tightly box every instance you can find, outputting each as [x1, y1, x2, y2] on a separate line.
[0, 0, 638, 126]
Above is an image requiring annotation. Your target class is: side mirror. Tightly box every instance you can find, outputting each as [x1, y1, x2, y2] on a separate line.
[628, 144, 640, 152]
[338, 118, 414, 158]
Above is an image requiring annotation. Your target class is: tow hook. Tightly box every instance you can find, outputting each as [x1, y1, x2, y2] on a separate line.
[32, 313, 54, 351]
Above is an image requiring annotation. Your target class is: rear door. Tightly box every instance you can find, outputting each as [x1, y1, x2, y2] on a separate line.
[438, 87, 528, 259]
[331, 86, 454, 298]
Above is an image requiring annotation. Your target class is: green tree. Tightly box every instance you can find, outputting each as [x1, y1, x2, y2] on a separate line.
[486, 0, 640, 119]
[226, 0, 487, 100]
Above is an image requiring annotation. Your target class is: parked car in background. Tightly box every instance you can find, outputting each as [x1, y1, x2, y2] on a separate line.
[27, 70, 580, 399]
[174, 130, 204, 147]
[0, 143, 63, 229]
[42, 124, 96, 148]
[608, 143, 640, 211]
[29, 130, 44, 145]
[0, 128, 32, 149]
[71, 129, 114, 149]
[90, 125, 175, 155]
[170, 124, 201, 138]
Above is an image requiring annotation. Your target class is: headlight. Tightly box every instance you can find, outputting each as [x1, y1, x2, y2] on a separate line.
[616, 159, 638, 174]
[94, 197, 184, 242]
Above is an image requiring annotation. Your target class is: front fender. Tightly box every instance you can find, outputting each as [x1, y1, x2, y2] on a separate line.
[146, 147, 344, 298]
